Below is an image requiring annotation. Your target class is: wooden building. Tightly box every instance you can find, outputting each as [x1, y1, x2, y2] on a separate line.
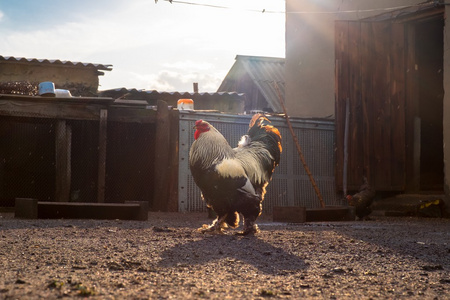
[0, 94, 178, 212]
[0, 55, 112, 96]
[286, 1, 449, 215]
[217, 55, 285, 113]
[335, 4, 444, 194]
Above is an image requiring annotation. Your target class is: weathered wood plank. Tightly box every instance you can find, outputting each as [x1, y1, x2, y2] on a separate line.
[390, 23, 407, 190]
[153, 100, 170, 211]
[334, 20, 349, 192]
[371, 22, 393, 190]
[306, 206, 354, 222]
[349, 21, 364, 190]
[273, 206, 306, 223]
[107, 107, 157, 123]
[0, 99, 105, 120]
[338, 20, 407, 192]
[55, 120, 71, 202]
[405, 23, 420, 192]
[37, 201, 148, 220]
[97, 109, 107, 203]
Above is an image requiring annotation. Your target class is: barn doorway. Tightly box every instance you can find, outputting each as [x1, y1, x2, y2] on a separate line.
[415, 17, 444, 191]
[335, 4, 444, 194]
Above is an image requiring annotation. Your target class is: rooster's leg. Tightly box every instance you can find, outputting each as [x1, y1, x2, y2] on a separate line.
[239, 216, 260, 236]
[198, 214, 228, 234]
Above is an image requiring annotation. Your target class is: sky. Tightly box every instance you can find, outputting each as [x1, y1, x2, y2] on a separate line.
[0, 0, 285, 92]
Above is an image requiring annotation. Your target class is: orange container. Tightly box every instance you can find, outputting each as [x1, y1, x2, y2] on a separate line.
[177, 99, 194, 110]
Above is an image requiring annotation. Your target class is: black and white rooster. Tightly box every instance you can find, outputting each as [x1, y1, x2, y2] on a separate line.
[189, 114, 282, 235]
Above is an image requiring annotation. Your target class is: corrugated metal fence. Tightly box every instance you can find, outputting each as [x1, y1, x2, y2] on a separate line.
[178, 112, 340, 213]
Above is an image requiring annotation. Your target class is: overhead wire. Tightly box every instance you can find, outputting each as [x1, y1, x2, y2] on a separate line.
[159, 0, 445, 15]
[163, 0, 283, 13]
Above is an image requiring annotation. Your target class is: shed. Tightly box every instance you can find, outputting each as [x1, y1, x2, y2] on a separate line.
[0, 94, 178, 213]
[217, 55, 285, 113]
[335, 3, 444, 193]
[0, 55, 112, 96]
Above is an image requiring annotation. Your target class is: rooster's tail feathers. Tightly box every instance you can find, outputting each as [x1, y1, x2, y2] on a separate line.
[247, 114, 282, 165]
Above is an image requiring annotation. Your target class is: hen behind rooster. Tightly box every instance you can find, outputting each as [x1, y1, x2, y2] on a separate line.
[346, 177, 376, 220]
[189, 114, 282, 235]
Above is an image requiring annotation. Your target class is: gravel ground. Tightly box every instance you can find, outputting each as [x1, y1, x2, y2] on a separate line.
[0, 211, 449, 299]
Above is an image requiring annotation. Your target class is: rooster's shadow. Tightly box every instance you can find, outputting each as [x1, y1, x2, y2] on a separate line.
[158, 233, 308, 275]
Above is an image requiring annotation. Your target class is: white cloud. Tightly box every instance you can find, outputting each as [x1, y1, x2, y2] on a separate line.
[162, 60, 215, 71]
[0, 0, 285, 91]
[100, 68, 224, 92]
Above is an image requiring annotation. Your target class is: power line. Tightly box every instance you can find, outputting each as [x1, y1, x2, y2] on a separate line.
[159, 0, 284, 14]
[286, 5, 414, 15]
[157, 0, 445, 15]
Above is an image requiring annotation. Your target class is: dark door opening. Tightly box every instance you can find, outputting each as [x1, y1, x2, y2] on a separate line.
[416, 18, 444, 191]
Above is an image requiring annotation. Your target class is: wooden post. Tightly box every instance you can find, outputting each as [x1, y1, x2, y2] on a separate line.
[97, 109, 108, 203]
[55, 120, 71, 202]
[413, 117, 421, 192]
[15, 198, 38, 219]
[153, 100, 170, 211]
[343, 98, 350, 197]
[167, 109, 179, 211]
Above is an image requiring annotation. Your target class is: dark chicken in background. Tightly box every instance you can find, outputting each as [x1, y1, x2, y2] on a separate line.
[189, 114, 282, 235]
[346, 177, 376, 220]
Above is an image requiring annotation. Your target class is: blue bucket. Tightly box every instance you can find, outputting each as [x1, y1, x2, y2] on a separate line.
[38, 81, 55, 97]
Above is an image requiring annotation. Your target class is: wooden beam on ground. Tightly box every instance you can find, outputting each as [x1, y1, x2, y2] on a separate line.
[14, 198, 149, 220]
[37, 201, 148, 220]
[273, 206, 306, 223]
[306, 206, 355, 222]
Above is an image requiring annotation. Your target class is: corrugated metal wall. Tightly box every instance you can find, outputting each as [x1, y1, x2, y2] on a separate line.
[178, 112, 340, 213]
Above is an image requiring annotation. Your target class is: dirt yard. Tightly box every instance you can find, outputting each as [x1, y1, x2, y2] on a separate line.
[0, 211, 449, 299]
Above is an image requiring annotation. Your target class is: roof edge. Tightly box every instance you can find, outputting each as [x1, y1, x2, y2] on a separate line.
[235, 55, 285, 63]
[0, 55, 113, 71]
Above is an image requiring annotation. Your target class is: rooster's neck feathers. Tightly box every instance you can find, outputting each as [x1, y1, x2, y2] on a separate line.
[190, 115, 281, 183]
[189, 127, 234, 170]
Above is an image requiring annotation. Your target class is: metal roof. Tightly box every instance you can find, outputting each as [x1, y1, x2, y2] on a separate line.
[100, 88, 244, 98]
[0, 55, 113, 71]
[218, 55, 285, 112]
[362, 2, 443, 22]
[99, 88, 245, 113]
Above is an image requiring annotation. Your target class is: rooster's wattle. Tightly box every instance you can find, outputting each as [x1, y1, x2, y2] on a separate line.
[189, 114, 282, 235]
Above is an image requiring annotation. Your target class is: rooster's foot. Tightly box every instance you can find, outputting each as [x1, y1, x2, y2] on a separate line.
[197, 223, 226, 234]
[236, 224, 259, 236]
[198, 215, 229, 234]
